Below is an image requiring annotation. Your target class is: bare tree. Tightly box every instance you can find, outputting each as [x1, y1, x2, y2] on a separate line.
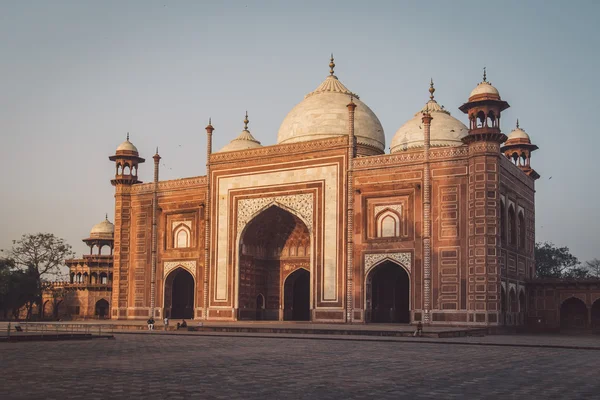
[586, 258, 600, 278]
[1, 233, 74, 320]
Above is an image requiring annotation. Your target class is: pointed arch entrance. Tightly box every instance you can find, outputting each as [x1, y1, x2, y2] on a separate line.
[283, 268, 310, 321]
[95, 299, 109, 319]
[560, 297, 587, 330]
[164, 268, 195, 319]
[592, 299, 600, 331]
[238, 205, 311, 321]
[366, 261, 410, 323]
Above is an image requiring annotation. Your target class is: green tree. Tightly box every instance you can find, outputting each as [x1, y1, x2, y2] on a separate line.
[1, 233, 74, 319]
[0, 258, 37, 319]
[534, 242, 580, 278]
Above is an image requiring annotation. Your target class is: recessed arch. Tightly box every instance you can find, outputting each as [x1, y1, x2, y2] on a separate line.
[560, 297, 588, 330]
[365, 261, 410, 323]
[375, 209, 401, 238]
[236, 204, 312, 321]
[518, 211, 526, 249]
[173, 224, 191, 249]
[508, 205, 516, 246]
[95, 298, 110, 319]
[591, 299, 600, 331]
[283, 268, 310, 321]
[164, 267, 195, 320]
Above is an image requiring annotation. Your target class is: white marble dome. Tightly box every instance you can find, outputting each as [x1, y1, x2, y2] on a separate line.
[277, 73, 385, 153]
[219, 113, 263, 153]
[116, 136, 138, 153]
[391, 100, 468, 152]
[90, 216, 114, 239]
[469, 81, 500, 99]
[506, 121, 531, 143]
[219, 129, 262, 152]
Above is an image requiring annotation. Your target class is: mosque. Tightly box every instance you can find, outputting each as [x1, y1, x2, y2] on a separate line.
[61, 57, 551, 328]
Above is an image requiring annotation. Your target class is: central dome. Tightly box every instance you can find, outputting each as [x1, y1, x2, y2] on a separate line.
[277, 59, 385, 154]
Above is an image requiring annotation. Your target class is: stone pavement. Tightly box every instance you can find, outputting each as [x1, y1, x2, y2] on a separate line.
[1, 334, 599, 399]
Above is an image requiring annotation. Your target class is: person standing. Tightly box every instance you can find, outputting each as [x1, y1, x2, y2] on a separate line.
[163, 317, 169, 331]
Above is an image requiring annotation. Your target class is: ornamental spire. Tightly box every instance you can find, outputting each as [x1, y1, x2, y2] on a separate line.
[126, 132, 130, 141]
[483, 67, 487, 83]
[329, 54, 335, 76]
[429, 78, 435, 101]
[243, 111, 249, 131]
[516, 118, 520, 129]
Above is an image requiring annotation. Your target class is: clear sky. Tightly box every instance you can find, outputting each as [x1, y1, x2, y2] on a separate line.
[1, 0, 598, 264]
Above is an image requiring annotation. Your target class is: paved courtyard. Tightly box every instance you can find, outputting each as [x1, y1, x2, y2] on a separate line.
[1, 334, 599, 399]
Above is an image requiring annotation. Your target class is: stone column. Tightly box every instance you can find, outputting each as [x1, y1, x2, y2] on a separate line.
[346, 98, 356, 323]
[422, 112, 432, 324]
[204, 120, 214, 320]
[150, 150, 161, 317]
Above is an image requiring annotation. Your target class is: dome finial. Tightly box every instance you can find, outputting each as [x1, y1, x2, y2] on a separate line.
[243, 111, 249, 131]
[429, 78, 435, 101]
[105, 213, 108, 221]
[209, 117, 212, 125]
[516, 118, 519, 129]
[126, 132, 130, 141]
[483, 67, 487, 83]
[329, 54, 335, 76]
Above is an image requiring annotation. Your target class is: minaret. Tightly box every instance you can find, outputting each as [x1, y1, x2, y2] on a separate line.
[204, 119, 214, 320]
[421, 80, 434, 324]
[459, 69, 509, 326]
[346, 95, 356, 323]
[150, 148, 161, 318]
[108, 134, 145, 319]
[500, 120, 540, 180]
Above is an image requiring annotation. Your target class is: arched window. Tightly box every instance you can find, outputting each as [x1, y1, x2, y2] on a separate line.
[518, 211, 525, 249]
[100, 272, 108, 284]
[376, 210, 400, 238]
[123, 164, 130, 175]
[508, 205, 516, 246]
[174, 225, 190, 248]
[76, 273, 82, 283]
[500, 200, 506, 244]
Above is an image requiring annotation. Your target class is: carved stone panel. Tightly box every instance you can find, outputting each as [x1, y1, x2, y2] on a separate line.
[364, 252, 412, 275]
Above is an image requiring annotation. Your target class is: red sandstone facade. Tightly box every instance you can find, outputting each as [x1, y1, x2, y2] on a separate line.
[60, 61, 600, 329]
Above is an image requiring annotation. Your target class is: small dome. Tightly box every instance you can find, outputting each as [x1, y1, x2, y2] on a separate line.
[90, 216, 114, 239]
[391, 99, 468, 152]
[218, 113, 263, 153]
[469, 82, 500, 100]
[505, 121, 531, 144]
[468, 69, 500, 101]
[277, 58, 385, 153]
[116, 134, 138, 154]
[507, 127, 530, 141]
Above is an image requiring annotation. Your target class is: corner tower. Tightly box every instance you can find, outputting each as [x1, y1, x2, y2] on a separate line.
[501, 120, 540, 180]
[108, 134, 145, 319]
[459, 70, 509, 326]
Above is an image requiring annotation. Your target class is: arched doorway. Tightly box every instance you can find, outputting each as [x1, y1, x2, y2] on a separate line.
[238, 205, 311, 321]
[560, 297, 588, 330]
[256, 294, 265, 320]
[283, 269, 310, 321]
[518, 290, 526, 325]
[591, 299, 600, 331]
[164, 268, 195, 319]
[366, 261, 410, 323]
[95, 299, 109, 319]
